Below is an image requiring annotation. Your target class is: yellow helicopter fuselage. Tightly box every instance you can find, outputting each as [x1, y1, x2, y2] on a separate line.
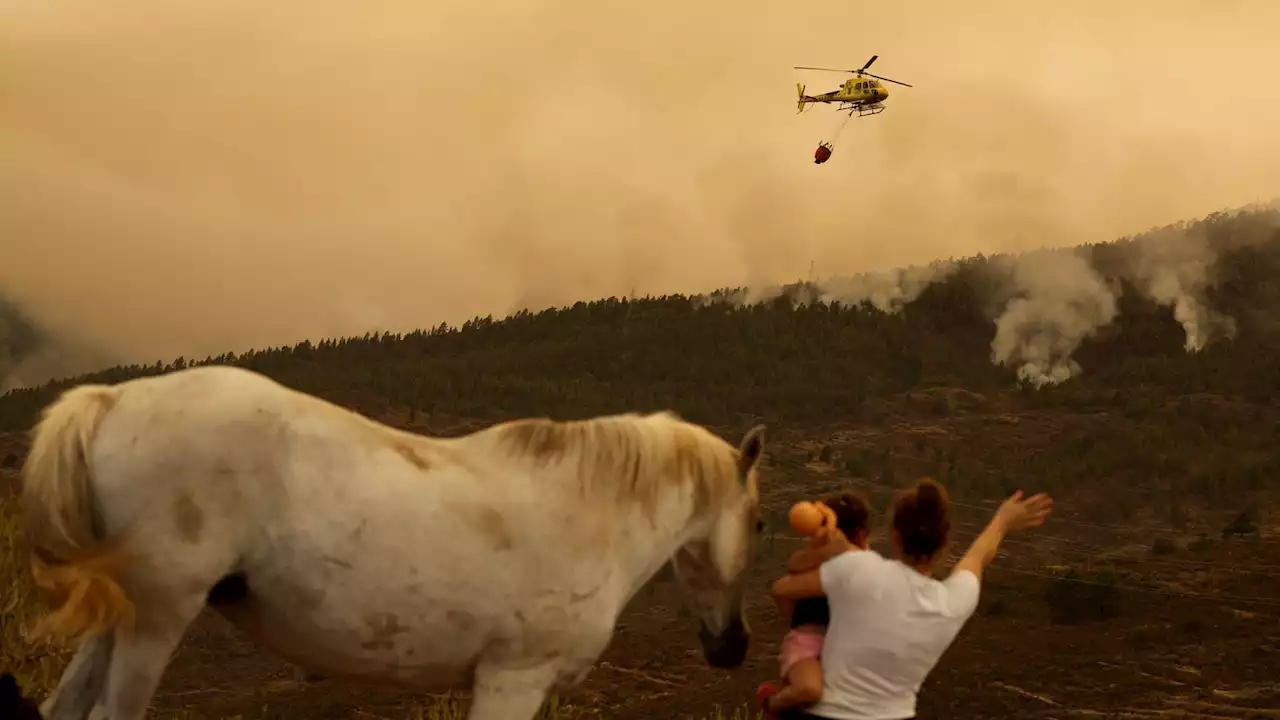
[796, 77, 889, 113]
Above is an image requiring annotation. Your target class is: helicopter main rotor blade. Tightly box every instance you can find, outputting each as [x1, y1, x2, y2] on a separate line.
[862, 71, 912, 87]
[793, 66, 857, 73]
[860, 55, 878, 71]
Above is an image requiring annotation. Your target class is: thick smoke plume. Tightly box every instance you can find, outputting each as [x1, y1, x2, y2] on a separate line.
[1125, 224, 1237, 351]
[988, 250, 1118, 387]
[696, 205, 1280, 389]
[0, 297, 109, 392]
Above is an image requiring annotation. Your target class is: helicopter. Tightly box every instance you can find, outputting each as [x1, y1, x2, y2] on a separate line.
[794, 55, 912, 117]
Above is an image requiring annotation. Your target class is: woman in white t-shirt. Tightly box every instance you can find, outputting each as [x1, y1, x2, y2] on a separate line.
[766, 479, 1054, 720]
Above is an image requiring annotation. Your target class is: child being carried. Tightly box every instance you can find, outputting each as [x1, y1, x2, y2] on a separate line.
[757, 491, 872, 719]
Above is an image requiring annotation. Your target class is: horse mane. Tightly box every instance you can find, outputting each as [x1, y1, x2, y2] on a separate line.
[490, 411, 742, 518]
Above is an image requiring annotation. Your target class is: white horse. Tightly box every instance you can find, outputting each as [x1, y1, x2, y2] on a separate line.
[21, 365, 768, 720]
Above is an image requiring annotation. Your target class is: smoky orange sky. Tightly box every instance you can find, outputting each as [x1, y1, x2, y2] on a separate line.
[3, 0, 1279, 372]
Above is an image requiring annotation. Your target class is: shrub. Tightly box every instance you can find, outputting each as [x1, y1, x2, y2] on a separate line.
[1221, 507, 1260, 539]
[843, 452, 867, 477]
[1044, 567, 1123, 624]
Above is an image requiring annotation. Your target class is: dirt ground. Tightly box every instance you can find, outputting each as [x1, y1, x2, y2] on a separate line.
[4, 428, 1280, 719]
[147, 542, 1280, 720]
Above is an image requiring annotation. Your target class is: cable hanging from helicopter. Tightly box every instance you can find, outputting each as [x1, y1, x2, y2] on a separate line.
[813, 114, 853, 165]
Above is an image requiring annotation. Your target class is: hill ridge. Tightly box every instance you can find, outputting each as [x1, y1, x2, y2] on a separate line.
[1, 205, 1278, 434]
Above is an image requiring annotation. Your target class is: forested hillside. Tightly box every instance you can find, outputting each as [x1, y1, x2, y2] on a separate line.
[2, 206, 1278, 433]
[1, 207, 1276, 532]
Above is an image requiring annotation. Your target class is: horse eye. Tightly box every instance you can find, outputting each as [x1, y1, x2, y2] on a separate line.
[755, 519, 766, 533]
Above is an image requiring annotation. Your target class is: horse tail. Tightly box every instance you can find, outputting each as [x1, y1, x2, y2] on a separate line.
[21, 382, 135, 644]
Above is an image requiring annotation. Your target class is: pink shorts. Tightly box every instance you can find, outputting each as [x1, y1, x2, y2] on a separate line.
[778, 628, 825, 676]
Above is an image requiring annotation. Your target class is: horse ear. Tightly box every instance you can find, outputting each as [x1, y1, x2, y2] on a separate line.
[738, 425, 766, 480]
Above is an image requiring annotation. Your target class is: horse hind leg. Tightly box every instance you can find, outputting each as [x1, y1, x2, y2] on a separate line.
[40, 632, 114, 720]
[96, 590, 209, 720]
[35, 600, 202, 720]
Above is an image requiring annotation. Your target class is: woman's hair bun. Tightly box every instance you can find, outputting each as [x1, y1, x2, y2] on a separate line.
[891, 477, 952, 564]
[915, 478, 948, 518]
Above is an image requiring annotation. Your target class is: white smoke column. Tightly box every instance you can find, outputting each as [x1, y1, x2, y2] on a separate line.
[817, 261, 956, 313]
[695, 260, 955, 313]
[1128, 225, 1236, 351]
[742, 282, 790, 306]
[990, 249, 1118, 387]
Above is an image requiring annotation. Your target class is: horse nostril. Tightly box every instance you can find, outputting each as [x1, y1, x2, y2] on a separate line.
[700, 625, 750, 669]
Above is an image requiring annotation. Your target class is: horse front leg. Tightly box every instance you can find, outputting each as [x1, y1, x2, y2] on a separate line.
[466, 661, 562, 720]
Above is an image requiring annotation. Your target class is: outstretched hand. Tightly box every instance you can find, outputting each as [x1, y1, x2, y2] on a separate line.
[995, 490, 1054, 533]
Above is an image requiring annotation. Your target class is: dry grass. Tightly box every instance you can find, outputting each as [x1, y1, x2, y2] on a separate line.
[0, 490, 72, 697]
[1, 491, 760, 719]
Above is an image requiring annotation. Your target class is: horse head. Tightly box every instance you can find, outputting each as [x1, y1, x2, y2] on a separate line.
[669, 424, 766, 669]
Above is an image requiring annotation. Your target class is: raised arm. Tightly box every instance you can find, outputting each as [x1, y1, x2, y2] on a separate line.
[952, 490, 1053, 583]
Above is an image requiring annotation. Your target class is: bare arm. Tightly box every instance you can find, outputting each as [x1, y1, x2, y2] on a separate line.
[786, 545, 828, 574]
[951, 514, 1008, 583]
[774, 549, 832, 617]
[771, 569, 824, 600]
[788, 524, 851, 574]
[774, 526, 854, 603]
[952, 490, 1054, 583]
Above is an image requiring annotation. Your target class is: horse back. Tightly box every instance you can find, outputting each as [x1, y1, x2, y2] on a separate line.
[91, 365, 622, 602]
[84, 366, 410, 548]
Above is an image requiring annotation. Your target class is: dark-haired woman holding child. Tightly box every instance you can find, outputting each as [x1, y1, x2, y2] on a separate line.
[765, 479, 1053, 720]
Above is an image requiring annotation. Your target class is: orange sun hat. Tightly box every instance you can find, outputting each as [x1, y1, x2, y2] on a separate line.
[789, 500, 836, 536]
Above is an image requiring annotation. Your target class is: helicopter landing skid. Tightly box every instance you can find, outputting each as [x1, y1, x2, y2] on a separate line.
[839, 102, 885, 117]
